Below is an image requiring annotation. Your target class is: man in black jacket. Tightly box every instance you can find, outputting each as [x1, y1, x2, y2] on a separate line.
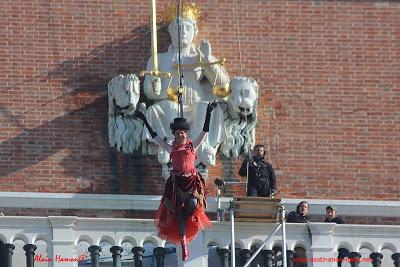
[324, 206, 344, 224]
[239, 144, 277, 197]
[287, 201, 310, 223]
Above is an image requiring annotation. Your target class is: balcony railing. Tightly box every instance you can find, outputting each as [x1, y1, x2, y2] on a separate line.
[1, 216, 400, 267]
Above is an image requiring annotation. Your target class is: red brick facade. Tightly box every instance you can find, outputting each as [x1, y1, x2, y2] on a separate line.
[2, 1, 399, 201]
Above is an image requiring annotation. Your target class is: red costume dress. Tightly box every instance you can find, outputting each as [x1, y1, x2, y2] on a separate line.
[153, 135, 212, 244]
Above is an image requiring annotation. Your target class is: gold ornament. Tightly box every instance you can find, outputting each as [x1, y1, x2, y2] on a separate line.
[162, 1, 201, 25]
[212, 83, 231, 98]
[167, 87, 179, 102]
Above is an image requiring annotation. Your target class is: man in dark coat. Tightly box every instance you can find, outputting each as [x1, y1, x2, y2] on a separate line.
[239, 144, 277, 197]
[287, 201, 310, 223]
[324, 205, 344, 224]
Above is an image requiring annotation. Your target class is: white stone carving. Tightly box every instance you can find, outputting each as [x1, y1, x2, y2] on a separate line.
[107, 13, 261, 176]
[141, 17, 230, 177]
[221, 77, 259, 158]
[107, 74, 144, 154]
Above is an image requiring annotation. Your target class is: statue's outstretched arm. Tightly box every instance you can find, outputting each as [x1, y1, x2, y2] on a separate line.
[199, 40, 229, 88]
[143, 58, 162, 100]
[143, 59, 154, 98]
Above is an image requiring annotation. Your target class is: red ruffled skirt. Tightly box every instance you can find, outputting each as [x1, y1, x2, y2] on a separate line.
[154, 172, 212, 244]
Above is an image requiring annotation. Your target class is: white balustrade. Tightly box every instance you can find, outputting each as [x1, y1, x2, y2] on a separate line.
[1, 216, 400, 267]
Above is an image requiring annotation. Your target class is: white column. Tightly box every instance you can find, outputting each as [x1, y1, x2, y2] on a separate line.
[308, 223, 337, 267]
[49, 216, 78, 267]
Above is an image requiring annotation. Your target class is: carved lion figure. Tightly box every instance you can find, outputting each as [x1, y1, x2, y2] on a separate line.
[108, 74, 144, 153]
[221, 76, 259, 158]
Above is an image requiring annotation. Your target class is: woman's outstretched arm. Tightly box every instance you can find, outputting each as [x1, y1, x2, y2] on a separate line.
[193, 101, 217, 150]
[135, 111, 172, 153]
[192, 132, 207, 150]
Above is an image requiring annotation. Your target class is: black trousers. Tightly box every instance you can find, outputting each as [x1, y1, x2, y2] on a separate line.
[247, 185, 271, 197]
[178, 196, 197, 237]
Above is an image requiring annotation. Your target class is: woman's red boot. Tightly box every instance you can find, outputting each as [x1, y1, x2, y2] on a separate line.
[180, 235, 189, 261]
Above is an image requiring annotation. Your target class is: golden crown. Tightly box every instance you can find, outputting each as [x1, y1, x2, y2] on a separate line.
[162, 1, 201, 25]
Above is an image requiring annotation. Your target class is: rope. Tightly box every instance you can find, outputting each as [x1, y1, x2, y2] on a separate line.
[234, 0, 250, 157]
[176, 0, 184, 118]
[234, 0, 244, 76]
[234, 1, 246, 124]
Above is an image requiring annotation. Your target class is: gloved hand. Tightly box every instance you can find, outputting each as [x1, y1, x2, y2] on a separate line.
[203, 101, 218, 132]
[206, 101, 218, 114]
[135, 110, 157, 138]
[135, 110, 146, 121]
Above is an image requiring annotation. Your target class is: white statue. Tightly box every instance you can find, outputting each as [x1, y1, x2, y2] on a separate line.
[106, 2, 261, 178]
[142, 1, 230, 176]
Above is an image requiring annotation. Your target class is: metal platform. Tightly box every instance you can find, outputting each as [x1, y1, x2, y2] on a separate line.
[232, 197, 281, 223]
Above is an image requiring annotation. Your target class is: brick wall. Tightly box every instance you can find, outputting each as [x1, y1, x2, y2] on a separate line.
[2, 1, 399, 202]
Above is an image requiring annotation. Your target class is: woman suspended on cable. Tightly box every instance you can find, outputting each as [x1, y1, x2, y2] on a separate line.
[135, 101, 216, 261]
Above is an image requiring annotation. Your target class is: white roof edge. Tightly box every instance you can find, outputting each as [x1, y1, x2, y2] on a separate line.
[0, 192, 398, 217]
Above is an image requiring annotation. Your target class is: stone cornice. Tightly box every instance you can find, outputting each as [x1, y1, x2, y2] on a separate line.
[0, 192, 399, 217]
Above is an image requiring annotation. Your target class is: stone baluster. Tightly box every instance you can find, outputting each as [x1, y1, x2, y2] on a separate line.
[338, 248, 350, 267]
[0, 241, 3, 267]
[369, 252, 383, 267]
[286, 250, 295, 267]
[23, 244, 37, 267]
[1, 243, 15, 267]
[153, 247, 166, 267]
[261, 249, 274, 267]
[217, 247, 230, 267]
[348, 252, 361, 267]
[239, 249, 252, 267]
[110, 245, 123, 267]
[392, 253, 400, 267]
[132, 247, 145, 267]
[88, 245, 102, 267]
[0, 241, 4, 267]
